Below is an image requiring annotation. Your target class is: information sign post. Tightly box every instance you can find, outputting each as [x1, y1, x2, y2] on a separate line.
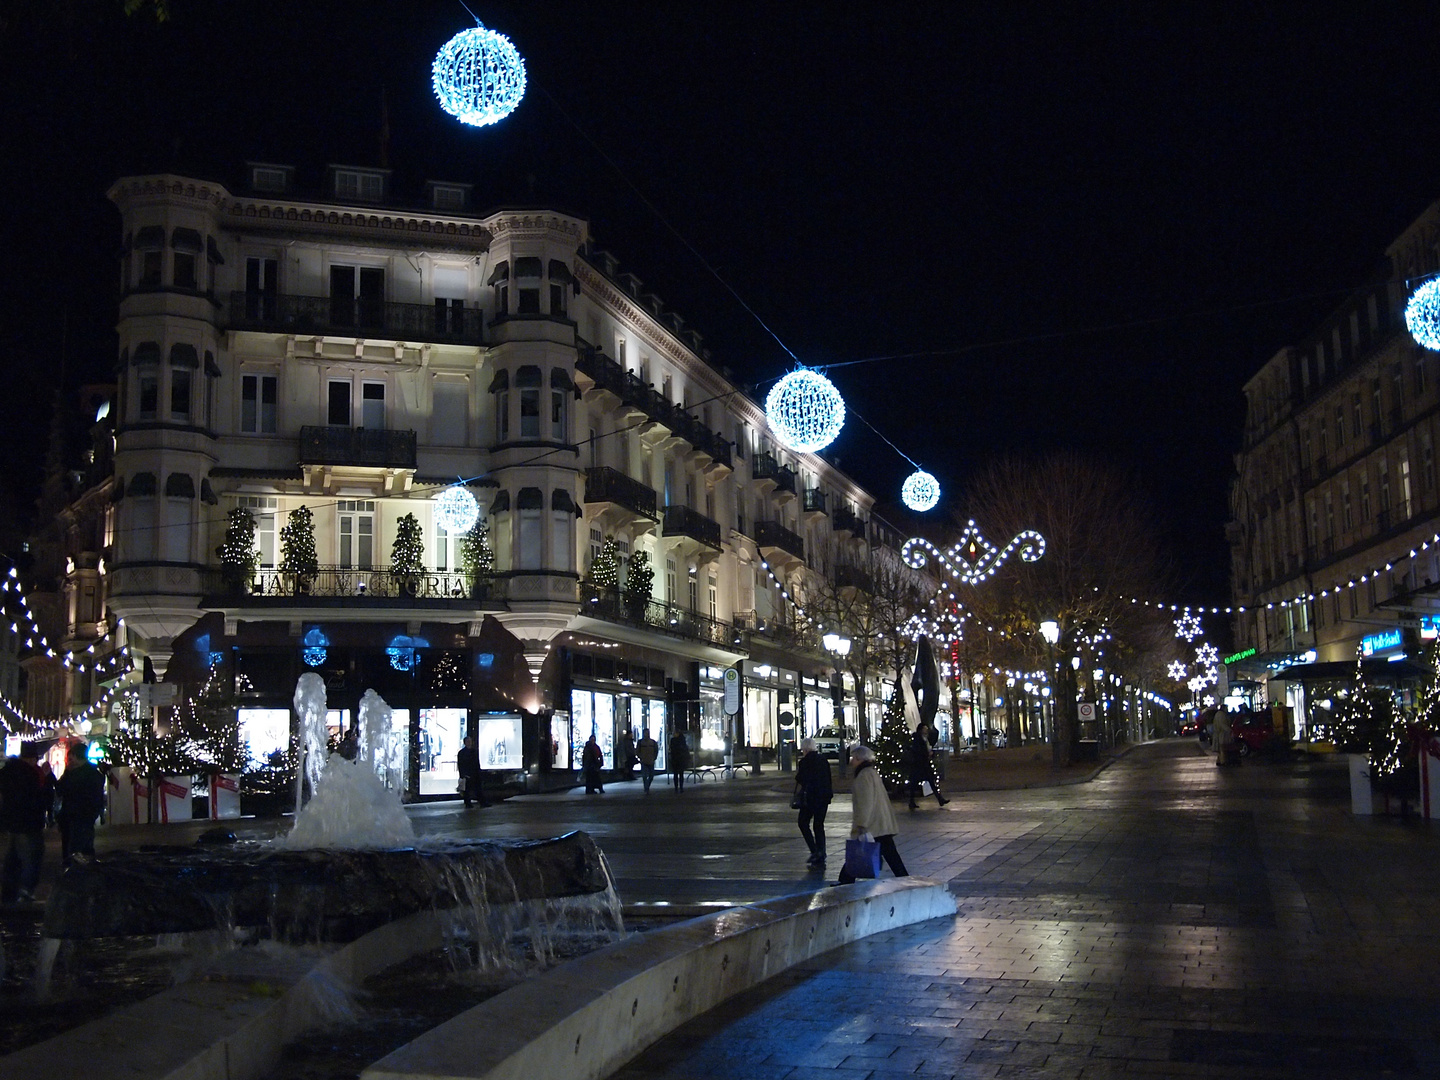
[723, 667, 741, 778]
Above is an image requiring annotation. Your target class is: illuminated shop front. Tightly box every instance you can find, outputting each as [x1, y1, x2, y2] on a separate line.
[566, 645, 669, 772]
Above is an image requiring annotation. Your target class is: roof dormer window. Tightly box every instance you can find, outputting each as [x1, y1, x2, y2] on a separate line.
[330, 167, 387, 203]
[248, 162, 293, 193]
[427, 182, 470, 211]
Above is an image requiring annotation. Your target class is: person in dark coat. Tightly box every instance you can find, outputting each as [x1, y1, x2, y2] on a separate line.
[907, 723, 949, 809]
[616, 729, 636, 781]
[668, 730, 691, 791]
[793, 738, 834, 866]
[0, 743, 47, 903]
[582, 734, 605, 793]
[456, 736, 486, 807]
[635, 732, 660, 792]
[55, 744, 106, 868]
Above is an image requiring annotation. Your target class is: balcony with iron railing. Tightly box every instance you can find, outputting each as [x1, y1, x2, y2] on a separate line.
[583, 466, 658, 518]
[803, 488, 828, 515]
[732, 609, 821, 655]
[833, 504, 865, 535]
[751, 452, 797, 495]
[228, 292, 485, 344]
[579, 582, 740, 649]
[201, 565, 502, 605]
[662, 504, 723, 549]
[575, 348, 732, 467]
[299, 426, 417, 469]
[755, 519, 805, 561]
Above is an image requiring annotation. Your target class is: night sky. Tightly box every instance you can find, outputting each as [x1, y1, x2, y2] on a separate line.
[6, 2, 1440, 606]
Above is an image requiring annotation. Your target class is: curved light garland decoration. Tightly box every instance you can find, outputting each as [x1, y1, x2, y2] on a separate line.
[902, 519, 1046, 585]
[765, 369, 846, 453]
[432, 24, 527, 128]
[900, 470, 941, 512]
[1406, 279, 1440, 350]
[434, 484, 480, 534]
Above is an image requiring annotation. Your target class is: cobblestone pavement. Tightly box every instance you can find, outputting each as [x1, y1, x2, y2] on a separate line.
[596, 741, 1440, 1079]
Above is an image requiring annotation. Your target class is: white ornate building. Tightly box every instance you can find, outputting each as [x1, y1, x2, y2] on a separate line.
[100, 164, 900, 794]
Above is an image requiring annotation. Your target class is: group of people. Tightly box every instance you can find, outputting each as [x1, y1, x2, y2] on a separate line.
[792, 723, 951, 883]
[0, 741, 107, 904]
[580, 729, 690, 793]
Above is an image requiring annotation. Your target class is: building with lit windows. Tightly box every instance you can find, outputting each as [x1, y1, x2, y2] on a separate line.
[96, 164, 907, 796]
[1228, 198, 1440, 735]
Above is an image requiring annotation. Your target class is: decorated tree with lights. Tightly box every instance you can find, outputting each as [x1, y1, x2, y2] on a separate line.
[279, 505, 318, 590]
[589, 535, 621, 589]
[1329, 648, 1383, 751]
[391, 512, 425, 577]
[625, 549, 654, 618]
[461, 521, 494, 588]
[873, 685, 912, 788]
[174, 665, 250, 775]
[216, 508, 260, 593]
[107, 692, 197, 780]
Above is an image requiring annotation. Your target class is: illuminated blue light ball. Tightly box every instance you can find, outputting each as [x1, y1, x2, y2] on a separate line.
[432, 25, 526, 128]
[765, 369, 846, 453]
[901, 470, 941, 513]
[434, 485, 480, 534]
[1406, 279, 1440, 350]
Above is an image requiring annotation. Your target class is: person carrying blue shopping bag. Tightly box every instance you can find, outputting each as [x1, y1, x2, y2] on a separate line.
[837, 745, 908, 884]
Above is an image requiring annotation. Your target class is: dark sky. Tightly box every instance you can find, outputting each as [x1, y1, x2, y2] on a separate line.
[5, 2, 1440, 604]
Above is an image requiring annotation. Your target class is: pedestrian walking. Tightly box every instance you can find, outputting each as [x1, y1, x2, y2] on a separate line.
[457, 736, 487, 807]
[1213, 709, 1236, 767]
[582, 734, 605, 793]
[55, 743, 106, 868]
[669, 730, 691, 791]
[838, 745, 908, 883]
[793, 738, 833, 866]
[617, 729, 636, 781]
[0, 743, 47, 903]
[907, 723, 949, 809]
[636, 731, 660, 792]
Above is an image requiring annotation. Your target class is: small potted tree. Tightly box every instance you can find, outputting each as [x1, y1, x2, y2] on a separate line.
[215, 507, 260, 595]
[391, 512, 425, 596]
[461, 521, 494, 599]
[279, 505, 318, 595]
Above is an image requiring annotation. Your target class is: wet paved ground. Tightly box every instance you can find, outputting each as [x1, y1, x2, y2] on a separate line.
[78, 740, 1440, 1077]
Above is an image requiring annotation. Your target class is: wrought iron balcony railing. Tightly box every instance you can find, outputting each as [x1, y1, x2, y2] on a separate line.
[833, 504, 866, 535]
[579, 582, 740, 648]
[575, 347, 732, 467]
[751, 452, 796, 495]
[755, 520, 805, 561]
[803, 488, 828, 514]
[299, 426, 417, 469]
[583, 466, 658, 518]
[229, 292, 485, 344]
[662, 504, 723, 549]
[732, 609, 821, 654]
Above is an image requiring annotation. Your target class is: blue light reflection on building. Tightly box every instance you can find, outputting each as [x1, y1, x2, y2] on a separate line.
[387, 634, 429, 672]
[302, 627, 329, 668]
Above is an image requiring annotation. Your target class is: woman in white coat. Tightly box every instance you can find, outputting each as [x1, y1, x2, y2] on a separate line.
[837, 745, 909, 883]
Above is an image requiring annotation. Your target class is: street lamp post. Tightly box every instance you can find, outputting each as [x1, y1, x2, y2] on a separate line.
[1038, 619, 1065, 766]
[822, 632, 852, 744]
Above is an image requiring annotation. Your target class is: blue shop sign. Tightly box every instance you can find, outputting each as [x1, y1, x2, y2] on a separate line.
[1422, 615, 1440, 641]
[1361, 628, 1403, 657]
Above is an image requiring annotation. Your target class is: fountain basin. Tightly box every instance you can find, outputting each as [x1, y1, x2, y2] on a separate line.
[44, 832, 611, 942]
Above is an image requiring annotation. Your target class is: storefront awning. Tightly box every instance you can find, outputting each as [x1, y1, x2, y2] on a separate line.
[1277, 658, 1431, 682]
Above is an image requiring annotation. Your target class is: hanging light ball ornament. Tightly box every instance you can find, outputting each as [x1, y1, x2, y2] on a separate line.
[901, 470, 941, 512]
[432, 25, 527, 128]
[765, 369, 846, 453]
[433, 485, 480, 534]
[1406, 279, 1440, 350]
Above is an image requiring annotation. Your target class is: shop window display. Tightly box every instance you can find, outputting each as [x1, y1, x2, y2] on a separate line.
[418, 707, 466, 795]
[476, 713, 523, 769]
[238, 708, 290, 764]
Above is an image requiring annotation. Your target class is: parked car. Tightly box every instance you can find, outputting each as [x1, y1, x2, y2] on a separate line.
[813, 727, 846, 761]
[1229, 711, 1281, 757]
[1178, 718, 1201, 737]
[962, 729, 1008, 750]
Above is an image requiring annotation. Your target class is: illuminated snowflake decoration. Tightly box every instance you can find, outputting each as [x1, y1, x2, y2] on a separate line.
[1203, 695, 1216, 707]
[387, 634, 428, 672]
[1203, 665, 1220, 685]
[901, 470, 941, 512]
[434, 484, 480, 534]
[1167, 660, 1188, 681]
[902, 520, 1046, 585]
[1174, 611, 1202, 641]
[432, 25, 527, 128]
[1187, 676, 1205, 693]
[1195, 643, 1219, 668]
[765, 369, 845, 453]
[301, 627, 328, 668]
[1406, 279, 1440, 351]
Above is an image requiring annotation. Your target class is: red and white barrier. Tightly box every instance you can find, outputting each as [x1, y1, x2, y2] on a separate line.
[157, 776, 191, 822]
[209, 773, 241, 819]
[106, 766, 150, 825]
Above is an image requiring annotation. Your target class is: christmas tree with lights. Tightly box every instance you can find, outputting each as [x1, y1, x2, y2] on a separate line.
[873, 686, 911, 787]
[279, 505, 318, 590]
[590, 534, 620, 588]
[461, 522, 494, 593]
[391, 512, 425, 576]
[215, 507, 260, 593]
[1331, 647, 1380, 751]
[175, 664, 250, 775]
[625, 548, 654, 617]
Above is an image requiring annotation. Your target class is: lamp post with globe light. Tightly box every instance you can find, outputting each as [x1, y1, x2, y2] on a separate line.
[823, 632, 852, 748]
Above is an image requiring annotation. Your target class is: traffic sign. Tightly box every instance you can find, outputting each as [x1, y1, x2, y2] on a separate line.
[723, 667, 741, 715]
[1077, 702, 1096, 722]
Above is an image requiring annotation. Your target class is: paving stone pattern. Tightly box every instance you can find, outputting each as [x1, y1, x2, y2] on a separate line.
[611, 742, 1440, 1079]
